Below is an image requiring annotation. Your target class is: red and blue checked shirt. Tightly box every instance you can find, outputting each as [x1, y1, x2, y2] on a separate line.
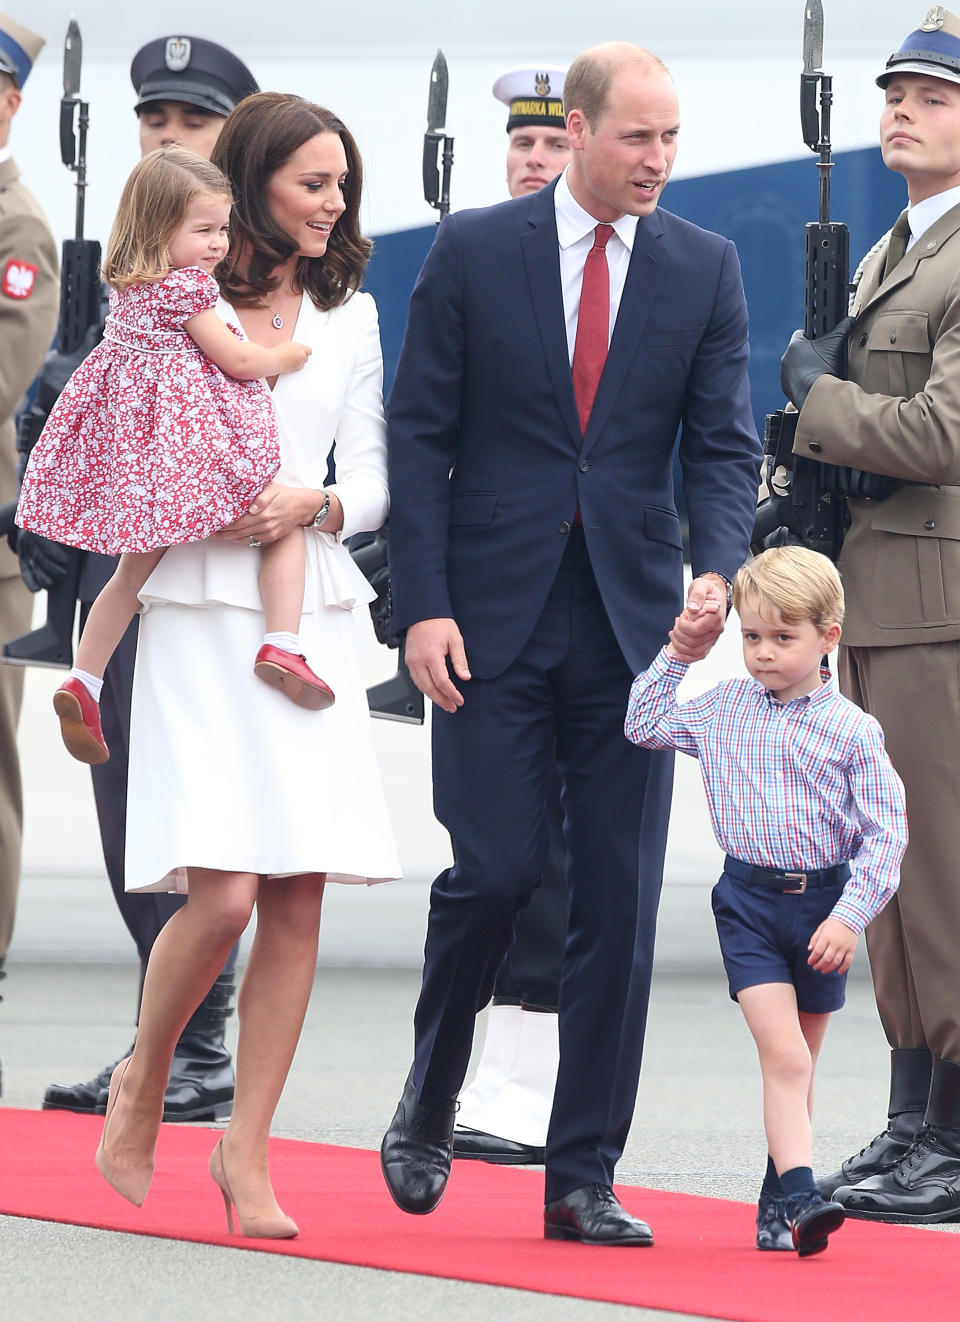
[624, 647, 907, 934]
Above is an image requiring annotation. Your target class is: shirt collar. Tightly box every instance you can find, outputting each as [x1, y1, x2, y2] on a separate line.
[759, 661, 837, 709]
[0, 147, 11, 166]
[907, 183, 960, 248]
[554, 166, 637, 254]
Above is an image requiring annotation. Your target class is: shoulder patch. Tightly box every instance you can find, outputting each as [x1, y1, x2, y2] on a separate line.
[2, 259, 38, 299]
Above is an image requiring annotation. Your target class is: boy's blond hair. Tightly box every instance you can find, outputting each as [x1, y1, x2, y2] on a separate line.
[102, 144, 232, 291]
[733, 546, 845, 632]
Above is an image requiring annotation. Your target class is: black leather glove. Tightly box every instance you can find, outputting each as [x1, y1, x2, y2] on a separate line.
[779, 315, 855, 410]
[16, 529, 74, 592]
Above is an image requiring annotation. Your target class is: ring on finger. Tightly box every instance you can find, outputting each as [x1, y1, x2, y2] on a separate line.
[248, 536, 261, 549]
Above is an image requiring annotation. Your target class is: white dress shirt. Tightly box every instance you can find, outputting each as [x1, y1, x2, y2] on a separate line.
[906, 182, 960, 252]
[553, 167, 639, 364]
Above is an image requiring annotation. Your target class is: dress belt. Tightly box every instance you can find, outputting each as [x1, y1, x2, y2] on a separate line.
[723, 854, 850, 895]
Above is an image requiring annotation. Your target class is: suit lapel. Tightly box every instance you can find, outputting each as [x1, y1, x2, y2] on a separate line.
[521, 182, 581, 450]
[581, 210, 664, 454]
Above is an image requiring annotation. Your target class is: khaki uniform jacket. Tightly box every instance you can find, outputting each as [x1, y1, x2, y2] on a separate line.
[794, 200, 960, 648]
[0, 156, 58, 581]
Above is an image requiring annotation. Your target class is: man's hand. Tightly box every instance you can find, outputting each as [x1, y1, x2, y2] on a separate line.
[808, 916, 857, 975]
[16, 529, 74, 592]
[405, 617, 471, 713]
[779, 315, 855, 410]
[668, 575, 726, 662]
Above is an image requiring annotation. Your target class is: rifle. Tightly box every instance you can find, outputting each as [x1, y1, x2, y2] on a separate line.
[752, 1, 851, 561]
[347, 49, 459, 727]
[2, 19, 100, 667]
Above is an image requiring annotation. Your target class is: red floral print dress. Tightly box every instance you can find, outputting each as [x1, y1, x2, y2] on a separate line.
[16, 266, 280, 554]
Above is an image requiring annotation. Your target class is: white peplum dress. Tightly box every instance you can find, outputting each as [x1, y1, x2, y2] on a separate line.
[123, 289, 401, 892]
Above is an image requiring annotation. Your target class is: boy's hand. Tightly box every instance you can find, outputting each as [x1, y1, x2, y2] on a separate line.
[808, 917, 857, 975]
[668, 576, 725, 662]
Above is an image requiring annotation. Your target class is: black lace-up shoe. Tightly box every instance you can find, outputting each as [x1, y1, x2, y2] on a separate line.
[817, 1117, 921, 1200]
[544, 1184, 654, 1246]
[836, 1127, 960, 1223]
[380, 1068, 457, 1215]
[756, 1192, 793, 1250]
[785, 1189, 845, 1256]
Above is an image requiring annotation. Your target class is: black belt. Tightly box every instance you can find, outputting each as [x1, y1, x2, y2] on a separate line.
[723, 855, 850, 895]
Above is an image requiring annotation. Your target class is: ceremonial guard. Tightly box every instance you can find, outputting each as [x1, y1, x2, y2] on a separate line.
[0, 12, 58, 1095]
[453, 64, 571, 1167]
[35, 36, 258, 1122]
[780, 6, 960, 1224]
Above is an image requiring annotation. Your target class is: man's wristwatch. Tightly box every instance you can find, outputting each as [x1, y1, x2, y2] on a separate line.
[703, 571, 733, 611]
[310, 490, 331, 529]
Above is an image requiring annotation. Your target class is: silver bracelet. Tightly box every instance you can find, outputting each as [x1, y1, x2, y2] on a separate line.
[310, 490, 331, 529]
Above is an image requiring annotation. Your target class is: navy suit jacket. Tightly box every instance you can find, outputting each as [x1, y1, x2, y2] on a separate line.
[387, 179, 762, 679]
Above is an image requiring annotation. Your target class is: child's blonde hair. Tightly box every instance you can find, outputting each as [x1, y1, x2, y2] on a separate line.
[102, 144, 233, 291]
[733, 546, 845, 632]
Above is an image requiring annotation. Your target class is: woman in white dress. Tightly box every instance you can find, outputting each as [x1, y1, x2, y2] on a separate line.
[94, 93, 400, 1238]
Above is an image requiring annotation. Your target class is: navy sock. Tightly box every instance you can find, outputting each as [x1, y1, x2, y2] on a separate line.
[761, 1154, 783, 1197]
[779, 1165, 818, 1199]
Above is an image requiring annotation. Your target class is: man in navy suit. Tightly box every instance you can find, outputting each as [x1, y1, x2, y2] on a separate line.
[382, 41, 761, 1244]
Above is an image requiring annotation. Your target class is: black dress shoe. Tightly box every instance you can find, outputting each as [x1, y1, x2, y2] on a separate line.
[817, 1116, 921, 1200]
[381, 1068, 457, 1215]
[42, 1049, 133, 1115]
[835, 1127, 960, 1223]
[785, 1190, 845, 1256]
[544, 1184, 654, 1246]
[453, 1125, 546, 1165]
[755, 1192, 793, 1251]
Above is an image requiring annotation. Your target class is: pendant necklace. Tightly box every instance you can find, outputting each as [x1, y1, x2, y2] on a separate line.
[271, 284, 292, 330]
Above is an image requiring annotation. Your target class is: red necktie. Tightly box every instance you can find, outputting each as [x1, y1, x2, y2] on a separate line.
[571, 223, 614, 435]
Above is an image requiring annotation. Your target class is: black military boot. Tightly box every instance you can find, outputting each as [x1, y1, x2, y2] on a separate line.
[817, 1047, 931, 1198]
[43, 1047, 135, 1115]
[836, 1057, 960, 1223]
[161, 971, 236, 1122]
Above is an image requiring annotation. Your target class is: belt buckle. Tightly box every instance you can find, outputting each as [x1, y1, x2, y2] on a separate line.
[782, 872, 807, 894]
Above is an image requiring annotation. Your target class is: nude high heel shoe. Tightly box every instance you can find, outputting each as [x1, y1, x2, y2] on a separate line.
[209, 1138, 299, 1239]
[95, 1057, 154, 1207]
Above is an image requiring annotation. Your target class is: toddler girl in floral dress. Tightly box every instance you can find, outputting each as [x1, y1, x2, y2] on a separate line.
[17, 145, 334, 764]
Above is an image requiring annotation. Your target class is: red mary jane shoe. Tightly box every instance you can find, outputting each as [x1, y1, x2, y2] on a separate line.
[53, 677, 110, 764]
[253, 645, 335, 711]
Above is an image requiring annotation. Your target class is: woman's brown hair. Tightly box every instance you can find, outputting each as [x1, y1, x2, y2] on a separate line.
[102, 145, 232, 290]
[212, 92, 372, 311]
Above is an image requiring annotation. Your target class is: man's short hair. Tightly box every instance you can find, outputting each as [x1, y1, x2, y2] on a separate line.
[734, 546, 845, 632]
[563, 42, 670, 128]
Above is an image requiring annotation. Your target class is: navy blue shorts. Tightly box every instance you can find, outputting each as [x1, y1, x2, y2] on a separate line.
[711, 869, 848, 1014]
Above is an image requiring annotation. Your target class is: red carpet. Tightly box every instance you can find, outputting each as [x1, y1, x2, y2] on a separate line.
[1, 1108, 958, 1320]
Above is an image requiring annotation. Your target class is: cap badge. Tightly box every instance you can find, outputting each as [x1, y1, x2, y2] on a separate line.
[535, 72, 551, 97]
[921, 6, 947, 31]
[164, 37, 192, 72]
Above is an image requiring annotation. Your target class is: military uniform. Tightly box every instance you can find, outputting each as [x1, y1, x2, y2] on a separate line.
[787, 6, 960, 1223]
[0, 16, 58, 1018]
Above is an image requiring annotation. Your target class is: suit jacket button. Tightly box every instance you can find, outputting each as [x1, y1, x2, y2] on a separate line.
[858, 333, 868, 346]
[578, 459, 590, 472]
[558, 521, 571, 534]
[808, 441, 823, 453]
[889, 330, 897, 343]
[924, 520, 936, 530]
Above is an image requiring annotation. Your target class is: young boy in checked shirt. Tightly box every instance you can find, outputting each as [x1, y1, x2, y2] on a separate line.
[625, 546, 907, 1257]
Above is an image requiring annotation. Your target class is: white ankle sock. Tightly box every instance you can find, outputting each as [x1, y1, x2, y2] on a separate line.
[70, 668, 103, 702]
[264, 631, 302, 655]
